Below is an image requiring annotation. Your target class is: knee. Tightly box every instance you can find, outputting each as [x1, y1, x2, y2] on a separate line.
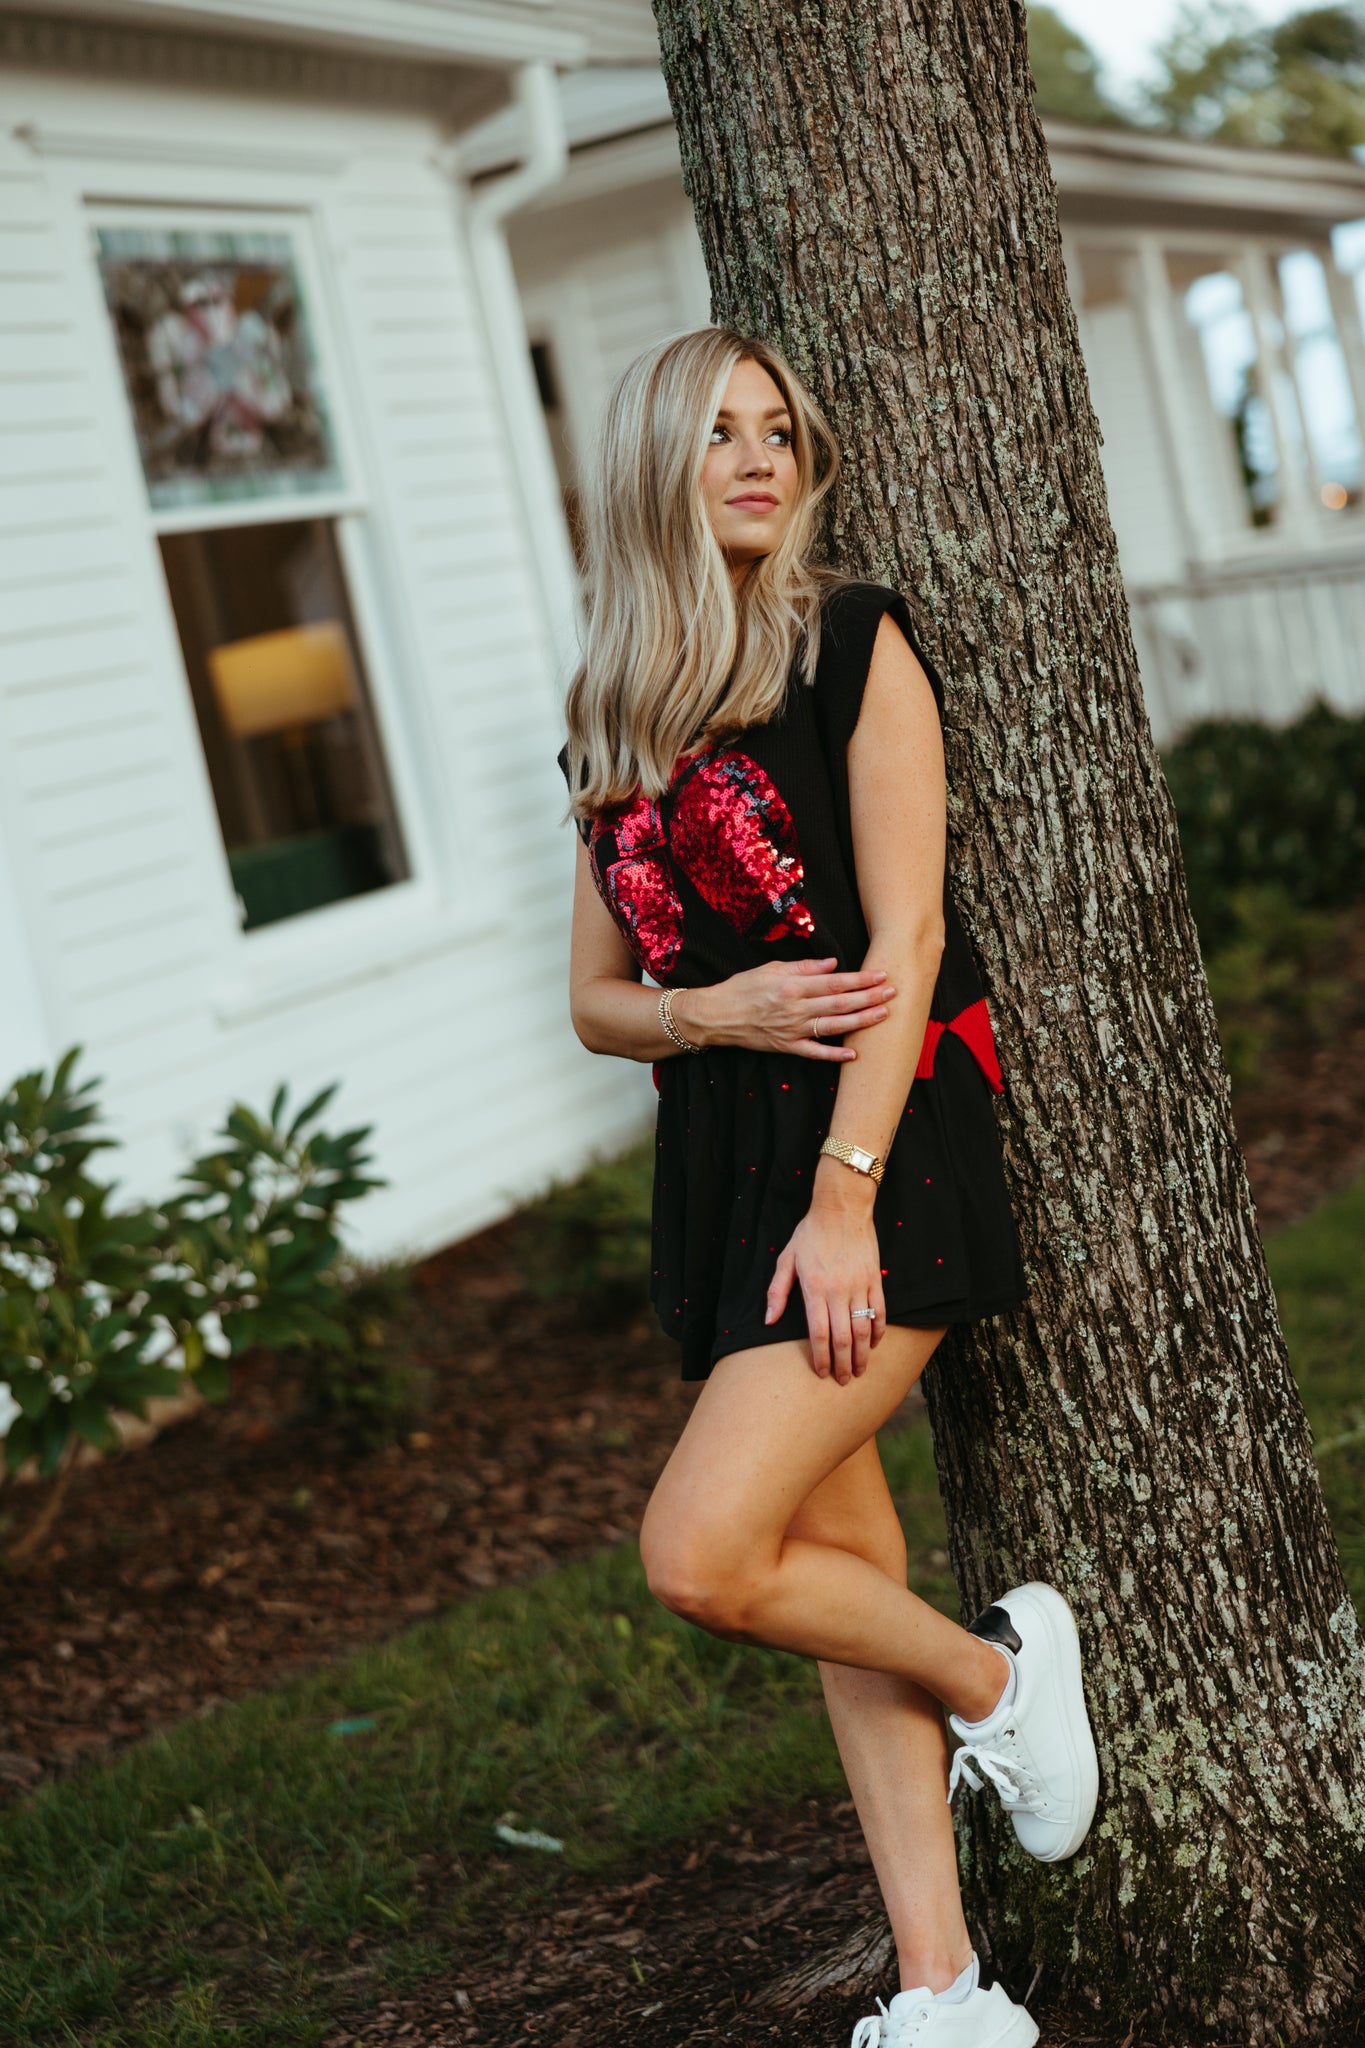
[639, 1527, 764, 1637]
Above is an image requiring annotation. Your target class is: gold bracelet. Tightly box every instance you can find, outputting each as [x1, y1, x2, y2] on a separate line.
[659, 988, 702, 1054]
[818, 1135, 885, 1185]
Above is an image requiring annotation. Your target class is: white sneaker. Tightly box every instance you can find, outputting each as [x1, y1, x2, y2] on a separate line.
[849, 1979, 1039, 2047]
[946, 1580, 1099, 1863]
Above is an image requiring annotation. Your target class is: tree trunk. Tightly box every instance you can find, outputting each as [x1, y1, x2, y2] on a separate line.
[650, 1, 1365, 2036]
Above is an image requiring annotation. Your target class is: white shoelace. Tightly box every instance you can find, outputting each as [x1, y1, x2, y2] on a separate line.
[946, 1737, 1044, 1813]
[849, 1995, 932, 2048]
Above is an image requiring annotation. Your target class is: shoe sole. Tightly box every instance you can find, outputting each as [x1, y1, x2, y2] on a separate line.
[1000, 1581, 1099, 1862]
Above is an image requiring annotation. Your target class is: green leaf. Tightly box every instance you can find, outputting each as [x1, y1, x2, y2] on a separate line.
[285, 1083, 339, 1145]
[3, 1414, 37, 1473]
[193, 1356, 232, 1404]
[70, 1401, 120, 1453]
[11, 1376, 50, 1421]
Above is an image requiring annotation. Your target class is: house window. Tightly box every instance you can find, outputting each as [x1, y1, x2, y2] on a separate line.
[1169, 250, 1281, 529]
[95, 217, 409, 930]
[1165, 239, 1365, 542]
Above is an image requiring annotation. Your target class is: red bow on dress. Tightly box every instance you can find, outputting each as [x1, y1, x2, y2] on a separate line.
[914, 997, 1004, 1093]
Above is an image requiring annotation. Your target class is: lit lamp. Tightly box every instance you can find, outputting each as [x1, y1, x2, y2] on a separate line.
[208, 621, 359, 831]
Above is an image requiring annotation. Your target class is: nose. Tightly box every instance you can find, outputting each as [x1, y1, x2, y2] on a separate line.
[738, 433, 775, 476]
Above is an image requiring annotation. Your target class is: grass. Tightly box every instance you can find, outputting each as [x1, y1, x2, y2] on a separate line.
[2, 1175, 1363, 2044]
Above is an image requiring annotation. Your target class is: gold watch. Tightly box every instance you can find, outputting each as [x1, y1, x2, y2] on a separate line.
[819, 1136, 885, 1185]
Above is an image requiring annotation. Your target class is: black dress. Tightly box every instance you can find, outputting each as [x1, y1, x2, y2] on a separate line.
[557, 580, 1028, 1380]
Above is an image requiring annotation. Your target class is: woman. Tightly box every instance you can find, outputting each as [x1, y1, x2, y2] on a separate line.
[558, 326, 1098, 2048]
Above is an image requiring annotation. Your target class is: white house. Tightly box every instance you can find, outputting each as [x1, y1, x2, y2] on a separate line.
[3, 0, 1365, 1283]
[0, 3, 658, 1268]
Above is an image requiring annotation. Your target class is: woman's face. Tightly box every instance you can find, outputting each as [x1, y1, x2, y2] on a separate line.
[700, 357, 799, 580]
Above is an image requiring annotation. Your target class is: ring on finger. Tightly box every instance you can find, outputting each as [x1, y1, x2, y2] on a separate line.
[849, 1306, 877, 1321]
[812, 1016, 822, 1040]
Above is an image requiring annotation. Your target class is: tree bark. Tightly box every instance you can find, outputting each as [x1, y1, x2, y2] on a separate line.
[650, 1, 1365, 2036]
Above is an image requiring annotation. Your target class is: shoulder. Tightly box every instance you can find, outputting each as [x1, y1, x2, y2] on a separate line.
[816, 578, 944, 715]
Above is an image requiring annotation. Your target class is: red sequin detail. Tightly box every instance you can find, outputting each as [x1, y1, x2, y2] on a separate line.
[589, 794, 684, 978]
[671, 752, 816, 944]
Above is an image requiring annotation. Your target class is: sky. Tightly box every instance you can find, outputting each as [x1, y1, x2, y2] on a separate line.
[1045, 0, 1302, 101]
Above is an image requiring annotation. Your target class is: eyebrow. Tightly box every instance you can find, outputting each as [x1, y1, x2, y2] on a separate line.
[714, 404, 792, 420]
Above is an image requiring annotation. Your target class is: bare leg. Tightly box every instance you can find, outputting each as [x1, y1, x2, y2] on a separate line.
[639, 1328, 1009, 1725]
[789, 1440, 975, 1995]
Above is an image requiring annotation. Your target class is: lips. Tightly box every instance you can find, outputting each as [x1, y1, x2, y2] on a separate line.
[727, 494, 778, 510]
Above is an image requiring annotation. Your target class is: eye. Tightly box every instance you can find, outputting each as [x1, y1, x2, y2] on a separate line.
[708, 424, 729, 445]
[767, 426, 793, 446]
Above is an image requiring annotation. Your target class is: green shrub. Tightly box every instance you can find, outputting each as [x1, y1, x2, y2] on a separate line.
[1200, 882, 1345, 1086]
[0, 1048, 383, 1502]
[293, 1255, 427, 1449]
[508, 1131, 654, 1316]
[1161, 700, 1364, 1087]
[1162, 699, 1365, 952]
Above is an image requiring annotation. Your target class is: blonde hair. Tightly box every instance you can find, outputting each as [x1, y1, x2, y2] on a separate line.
[562, 324, 844, 824]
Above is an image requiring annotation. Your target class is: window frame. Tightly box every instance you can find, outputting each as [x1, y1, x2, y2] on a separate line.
[1070, 223, 1365, 569]
[76, 187, 483, 1015]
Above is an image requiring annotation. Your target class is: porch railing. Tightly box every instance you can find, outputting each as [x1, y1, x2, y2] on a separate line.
[1128, 550, 1365, 747]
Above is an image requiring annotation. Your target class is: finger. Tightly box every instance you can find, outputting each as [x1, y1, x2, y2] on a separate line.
[790, 956, 841, 976]
[827, 1299, 855, 1387]
[851, 1299, 873, 1377]
[805, 1291, 832, 1378]
[812, 968, 892, 992]
[832, 982, 898, 1010]
[789, 1040, 857, 1062]
[812, 1005, 892, 1036]
[764, 1246, 796, 1324]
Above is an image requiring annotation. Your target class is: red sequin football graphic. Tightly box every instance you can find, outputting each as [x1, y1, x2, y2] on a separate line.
[589, 794, 684, 976]
[589, 750, 814, 978]
[671, 753, 816, 943]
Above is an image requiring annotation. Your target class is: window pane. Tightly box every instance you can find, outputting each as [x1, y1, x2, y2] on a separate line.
[160, 518, 409, 930]
[1168, 251, 1279, 528]
[96, 225, 344, 515]
[1278, 248, 1362, 510]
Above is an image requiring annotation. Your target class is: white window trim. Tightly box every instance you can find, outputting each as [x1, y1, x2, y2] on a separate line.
[49, 144, 509, 1023]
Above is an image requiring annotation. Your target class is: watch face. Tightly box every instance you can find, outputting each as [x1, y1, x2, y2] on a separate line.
[849, 1147, 874, 1173]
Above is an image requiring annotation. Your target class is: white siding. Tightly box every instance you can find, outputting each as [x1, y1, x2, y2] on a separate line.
[0, 91, 651, 1267]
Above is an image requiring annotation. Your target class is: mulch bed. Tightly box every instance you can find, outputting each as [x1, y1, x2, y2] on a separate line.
[319, 1791, 1365, 2048]
[2, 905, 1364, 2042]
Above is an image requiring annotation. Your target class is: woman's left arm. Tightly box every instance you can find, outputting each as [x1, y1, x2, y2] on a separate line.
[764, 610, 948, 1384]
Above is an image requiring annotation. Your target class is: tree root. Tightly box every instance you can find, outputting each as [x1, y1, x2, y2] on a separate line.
[755, 1917, 894, 2010]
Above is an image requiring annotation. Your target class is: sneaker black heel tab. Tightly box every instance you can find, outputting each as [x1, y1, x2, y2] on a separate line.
[967, 1603, 1023, 1655]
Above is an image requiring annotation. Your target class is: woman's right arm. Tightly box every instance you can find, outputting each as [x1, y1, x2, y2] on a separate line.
[568, 838, 897, 1063]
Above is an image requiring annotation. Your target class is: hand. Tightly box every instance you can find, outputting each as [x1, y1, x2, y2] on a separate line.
[763, 1195, 887, 1382]
[675, 957, 895, 1060]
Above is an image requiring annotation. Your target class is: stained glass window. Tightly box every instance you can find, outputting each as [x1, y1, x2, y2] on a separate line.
[95, 225, 344, 512]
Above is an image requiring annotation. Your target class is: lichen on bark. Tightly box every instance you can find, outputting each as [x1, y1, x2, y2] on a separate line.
[651, 0, 1365, 2034]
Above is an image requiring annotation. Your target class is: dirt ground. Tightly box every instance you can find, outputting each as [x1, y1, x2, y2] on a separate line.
[320, 1790, 1365, 2048]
